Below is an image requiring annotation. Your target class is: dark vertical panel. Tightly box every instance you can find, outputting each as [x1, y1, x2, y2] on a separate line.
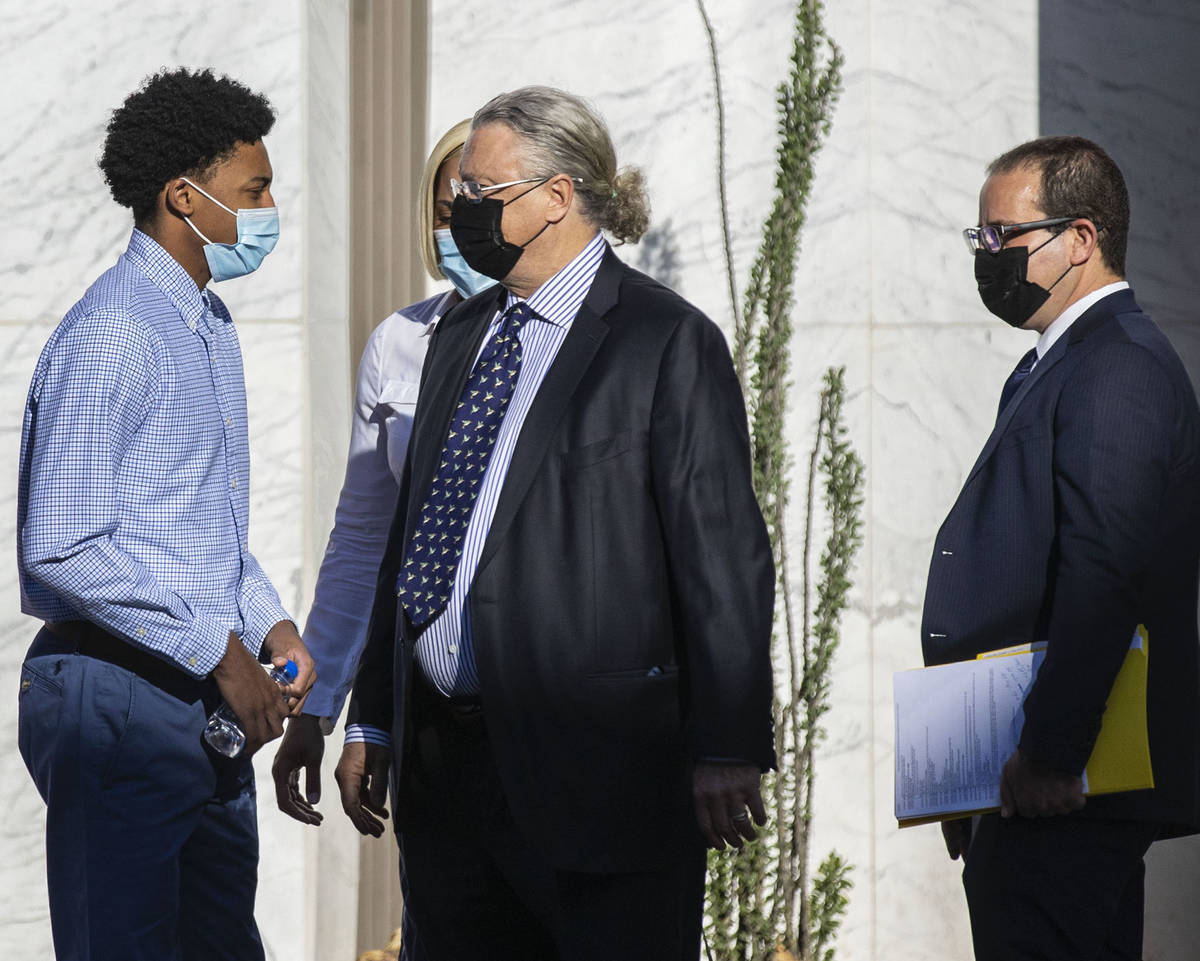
[1040, 0, 1200, 387]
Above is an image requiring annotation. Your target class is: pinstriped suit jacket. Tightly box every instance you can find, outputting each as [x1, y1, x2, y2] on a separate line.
[921, 289, 1200, 830]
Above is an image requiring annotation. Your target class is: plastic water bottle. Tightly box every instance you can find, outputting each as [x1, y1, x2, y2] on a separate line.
[204, 660, 298, 757]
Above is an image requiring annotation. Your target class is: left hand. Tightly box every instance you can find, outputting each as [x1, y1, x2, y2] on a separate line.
[692, 762, 767, 850]
[263, 620, 317, 715]
[999, 749, 1086, 818]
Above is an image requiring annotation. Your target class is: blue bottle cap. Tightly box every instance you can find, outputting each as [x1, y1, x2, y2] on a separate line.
[282, 659, 299, 682]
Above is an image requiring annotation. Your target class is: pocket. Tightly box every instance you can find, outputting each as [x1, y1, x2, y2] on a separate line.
[564, 430, 633, 470]
[378, 378, 420, 413]
[17, 656, 68, 800]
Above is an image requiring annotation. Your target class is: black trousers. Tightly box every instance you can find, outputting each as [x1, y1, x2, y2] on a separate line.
[963, 813, 1159, 961]
[397, 681, 707, 961]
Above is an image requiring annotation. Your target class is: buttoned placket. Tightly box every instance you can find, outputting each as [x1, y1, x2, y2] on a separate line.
[197, 293, 249, 555]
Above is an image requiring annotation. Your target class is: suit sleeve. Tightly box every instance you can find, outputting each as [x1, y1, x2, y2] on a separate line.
[649, 311, 776, 770]
[1019, 340, 1178, 773]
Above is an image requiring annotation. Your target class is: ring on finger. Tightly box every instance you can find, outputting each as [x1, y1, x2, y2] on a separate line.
[731, 810, 750, 823]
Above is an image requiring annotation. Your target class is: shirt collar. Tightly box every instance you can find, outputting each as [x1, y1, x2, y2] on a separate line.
[418, 289, 462, 338]
[502, 232, 608, 327]
[123, 229, 213, 332]
[1036, 280, 1130, 359]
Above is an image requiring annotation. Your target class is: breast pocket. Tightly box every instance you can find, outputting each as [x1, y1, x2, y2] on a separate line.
[564, 430, 633, 471]
[378, 379, 421, 478]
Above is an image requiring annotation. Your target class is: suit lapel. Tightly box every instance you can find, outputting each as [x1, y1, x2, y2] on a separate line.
[962, 294, 1124, 488]
[406, 292, 498, 534]
[474, 251, 623, 573]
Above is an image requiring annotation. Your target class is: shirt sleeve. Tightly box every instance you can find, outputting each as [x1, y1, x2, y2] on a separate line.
[20, 310, 234, 676]
[300, 321, 407, 721]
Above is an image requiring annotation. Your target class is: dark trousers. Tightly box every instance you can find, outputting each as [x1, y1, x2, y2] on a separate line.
[397, 681, 707, 961]
[963, 813, 1159, 961]
[17, 627, 265, 961]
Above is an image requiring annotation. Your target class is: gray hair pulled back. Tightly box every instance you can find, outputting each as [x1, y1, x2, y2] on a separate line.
[472, 86, 649, 245]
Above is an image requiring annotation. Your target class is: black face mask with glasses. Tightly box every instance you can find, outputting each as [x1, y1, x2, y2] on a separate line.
[963, 217, 1091, 328]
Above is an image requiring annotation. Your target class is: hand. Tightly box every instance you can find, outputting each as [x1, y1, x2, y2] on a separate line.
[263, 620, 317, 715]
[999, 749, 1086, 818]
[272, 713, 325, 826]
[334, 741, 391, 838]
[941, 819, 971, 861]
[211, 630, 288, 757]
[692, 762, 767, 850]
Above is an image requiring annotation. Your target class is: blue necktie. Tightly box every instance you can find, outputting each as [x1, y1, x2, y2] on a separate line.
[397, 303, 528, 626]
[997, 347, 1038, 419]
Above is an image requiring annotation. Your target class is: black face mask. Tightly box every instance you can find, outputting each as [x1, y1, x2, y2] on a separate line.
[974, 233, 1073, 328]
[449, 181, 551, 282]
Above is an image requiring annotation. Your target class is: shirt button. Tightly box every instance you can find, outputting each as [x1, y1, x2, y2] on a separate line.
[230, 479, 237, 490]
[225, 417, 232, 426]
[136, 627, 146, 637]
[448, 645, 458, 655]
[188, 657, 198, 668]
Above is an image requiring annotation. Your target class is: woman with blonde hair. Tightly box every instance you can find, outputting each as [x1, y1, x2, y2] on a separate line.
[272, 120, 492, 820]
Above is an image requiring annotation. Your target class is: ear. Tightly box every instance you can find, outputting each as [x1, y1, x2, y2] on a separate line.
[543, 173, 575, 225]
[1067, 218, 1100, 266]
[163, 178, 198, 219]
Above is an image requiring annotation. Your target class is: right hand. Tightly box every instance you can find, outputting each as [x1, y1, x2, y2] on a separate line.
[334, 741, 391, 838]
[211, 631, 289, 757]
[272, 713, 325, 825]
[941, 819, 972, 861]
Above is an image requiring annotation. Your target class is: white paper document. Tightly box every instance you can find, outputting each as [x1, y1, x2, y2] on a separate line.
[893, 649, 1045, 823]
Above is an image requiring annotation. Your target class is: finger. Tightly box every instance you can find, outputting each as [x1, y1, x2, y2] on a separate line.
[365, 765, 391, 821]
[305, 758, 322, 805]
[709, 797, 743, 850]
[999, 770, 1014, 819]
[731, 809, 757, 843]
[745, 780, 768, 827]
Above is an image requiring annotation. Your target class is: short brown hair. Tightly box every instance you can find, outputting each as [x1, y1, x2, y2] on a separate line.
[988, 136, 1129, 275]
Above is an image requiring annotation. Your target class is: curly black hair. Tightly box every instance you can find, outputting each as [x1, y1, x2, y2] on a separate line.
[99, 68, 276, 225]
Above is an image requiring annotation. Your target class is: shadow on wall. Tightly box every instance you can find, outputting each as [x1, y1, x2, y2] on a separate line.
[1041, 6, 1200, 958]
[1040, 0, 1200, 389]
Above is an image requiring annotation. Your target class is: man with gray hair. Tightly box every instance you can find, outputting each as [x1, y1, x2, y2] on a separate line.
[332, 86, 775, 958]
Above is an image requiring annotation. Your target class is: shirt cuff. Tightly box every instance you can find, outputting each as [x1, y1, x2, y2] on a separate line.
[344, 724, 392, 748]
[241, 594, 291, 656]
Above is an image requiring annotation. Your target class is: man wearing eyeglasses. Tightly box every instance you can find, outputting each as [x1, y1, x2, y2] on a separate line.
[332, 86, 774, 960]
[922, 135, 1200, 960]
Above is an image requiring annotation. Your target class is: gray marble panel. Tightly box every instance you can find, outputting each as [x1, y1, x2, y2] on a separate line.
[0, 0, 303, 324]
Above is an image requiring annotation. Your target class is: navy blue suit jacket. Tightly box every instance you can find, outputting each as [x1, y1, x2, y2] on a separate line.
[349, 249, 776, 871]
[921, 289, 1200, 830]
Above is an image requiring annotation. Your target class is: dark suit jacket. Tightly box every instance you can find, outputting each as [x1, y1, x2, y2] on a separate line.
[349, 248, 775, 872]
[922, 288, 1200, 830]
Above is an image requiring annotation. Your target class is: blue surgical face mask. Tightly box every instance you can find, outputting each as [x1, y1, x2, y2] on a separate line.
[180, 177, 279, 282]
[434, 228, 495, 298]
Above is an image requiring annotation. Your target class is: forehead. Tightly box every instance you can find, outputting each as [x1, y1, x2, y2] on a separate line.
[210, 139, 273, 183]
[460, 123, 525, 181]
[979, 165, 1043, 223]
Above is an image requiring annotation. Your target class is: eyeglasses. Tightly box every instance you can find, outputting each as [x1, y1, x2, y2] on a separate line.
[450, 176, 583, 205]
[962, 217, 1079, 254]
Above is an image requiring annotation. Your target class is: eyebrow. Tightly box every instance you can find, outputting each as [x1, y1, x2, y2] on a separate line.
[245, 176, 272, 188]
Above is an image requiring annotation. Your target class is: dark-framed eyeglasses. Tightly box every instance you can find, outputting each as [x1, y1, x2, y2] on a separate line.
[450, 175, 584, 205]
[962, 217, 1079, 255]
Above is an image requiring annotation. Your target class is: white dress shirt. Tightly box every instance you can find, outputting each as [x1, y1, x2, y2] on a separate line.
[301, 290, 457, 724]
[1034, 281, 1131, 363]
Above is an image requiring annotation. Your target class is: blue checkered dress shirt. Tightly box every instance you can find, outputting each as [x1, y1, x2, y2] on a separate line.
[17, 229, 290, 678]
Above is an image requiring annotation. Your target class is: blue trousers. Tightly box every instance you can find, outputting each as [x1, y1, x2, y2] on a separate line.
[18, 628, 265, 961]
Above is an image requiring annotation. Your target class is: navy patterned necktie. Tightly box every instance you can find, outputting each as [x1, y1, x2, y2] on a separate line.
[397, 302, 528, 626]
[997, 347, 1038, 419]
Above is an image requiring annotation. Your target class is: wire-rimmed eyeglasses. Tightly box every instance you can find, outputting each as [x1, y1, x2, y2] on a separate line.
[962, 217, 1079, 254]
[450, 176, 583, 205]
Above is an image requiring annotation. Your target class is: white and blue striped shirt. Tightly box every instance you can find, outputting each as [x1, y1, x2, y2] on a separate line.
[346, 232, 607, 746]
[17, 229, 290, 677]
